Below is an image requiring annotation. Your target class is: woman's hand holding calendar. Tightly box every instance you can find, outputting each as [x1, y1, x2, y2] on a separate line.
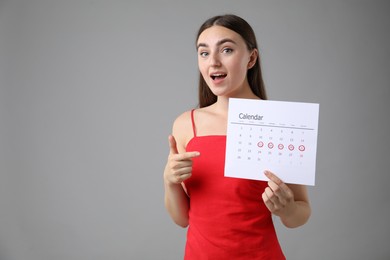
[262, 171, 296, 217]
[262, 170, 311, 228]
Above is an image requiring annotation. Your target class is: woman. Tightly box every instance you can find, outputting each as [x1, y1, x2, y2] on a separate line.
[164, 14, 311, 259]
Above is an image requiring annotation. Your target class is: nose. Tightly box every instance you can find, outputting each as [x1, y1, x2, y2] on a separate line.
[210, 52, 221, 67]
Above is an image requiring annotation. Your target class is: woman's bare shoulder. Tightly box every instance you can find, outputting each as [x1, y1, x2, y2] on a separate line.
[171, 110, 194, 152]
[172, 110, 192, 131]
[173, 107, 213, 130]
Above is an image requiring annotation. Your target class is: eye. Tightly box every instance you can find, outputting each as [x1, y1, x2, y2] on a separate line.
[199, 51, 209, 57]
[222, 48, 233, 54]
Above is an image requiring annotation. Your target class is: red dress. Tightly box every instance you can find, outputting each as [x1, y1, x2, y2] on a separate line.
[183, 109, 285, 259]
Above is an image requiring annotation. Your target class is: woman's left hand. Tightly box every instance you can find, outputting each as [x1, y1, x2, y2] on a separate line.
[262, 170, 296, 218]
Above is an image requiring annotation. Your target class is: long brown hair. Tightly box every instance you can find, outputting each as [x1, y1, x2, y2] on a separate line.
[196, 14, 267, 108]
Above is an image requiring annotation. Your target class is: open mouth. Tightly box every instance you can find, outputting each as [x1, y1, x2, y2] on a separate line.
[211, 73, 227, 80]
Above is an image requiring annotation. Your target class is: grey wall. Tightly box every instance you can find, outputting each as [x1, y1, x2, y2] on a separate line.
[1, 0, 389, 259]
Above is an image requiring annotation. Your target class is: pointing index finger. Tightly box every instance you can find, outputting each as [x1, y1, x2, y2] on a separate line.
[176, 151, 201, 160]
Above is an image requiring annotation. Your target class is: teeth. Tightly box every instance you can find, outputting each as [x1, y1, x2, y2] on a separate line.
[211, 73, 226, 80]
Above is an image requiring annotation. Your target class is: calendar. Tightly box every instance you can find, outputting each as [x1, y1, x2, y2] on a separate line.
[225, 98, 319, 186]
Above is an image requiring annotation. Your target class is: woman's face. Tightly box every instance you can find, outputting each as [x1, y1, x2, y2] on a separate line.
[197, 25, 257, 98]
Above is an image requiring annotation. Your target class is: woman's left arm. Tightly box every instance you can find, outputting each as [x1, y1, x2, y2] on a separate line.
[262, 170, 311, 228]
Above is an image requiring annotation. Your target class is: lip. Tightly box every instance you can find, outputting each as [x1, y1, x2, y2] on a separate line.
[209, 71, 227, 81]
[209, 71, 226, 76]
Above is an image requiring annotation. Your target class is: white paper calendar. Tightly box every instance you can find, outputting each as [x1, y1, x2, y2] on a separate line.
[225, 98, 319, 186]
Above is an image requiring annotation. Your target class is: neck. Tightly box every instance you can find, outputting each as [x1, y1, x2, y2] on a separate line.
[214, 96, 230, 115]
[213, 85, 260, 112]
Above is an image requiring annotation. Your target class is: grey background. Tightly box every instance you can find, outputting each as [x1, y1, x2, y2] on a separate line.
[1, 0, 389, 259]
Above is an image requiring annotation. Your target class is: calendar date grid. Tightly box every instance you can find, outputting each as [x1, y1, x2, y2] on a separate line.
[231, 121, 314, 167]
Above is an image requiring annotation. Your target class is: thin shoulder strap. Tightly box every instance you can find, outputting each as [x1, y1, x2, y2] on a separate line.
[191, 109, 197, 137]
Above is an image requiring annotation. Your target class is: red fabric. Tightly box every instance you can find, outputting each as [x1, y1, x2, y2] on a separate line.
[183, 111, 285, 259]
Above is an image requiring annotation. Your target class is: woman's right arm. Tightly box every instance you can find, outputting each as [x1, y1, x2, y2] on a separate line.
[164, 116, 200, 227]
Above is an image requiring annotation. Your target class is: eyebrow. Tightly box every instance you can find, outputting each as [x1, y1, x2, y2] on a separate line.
[197, 38, 237, 50]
